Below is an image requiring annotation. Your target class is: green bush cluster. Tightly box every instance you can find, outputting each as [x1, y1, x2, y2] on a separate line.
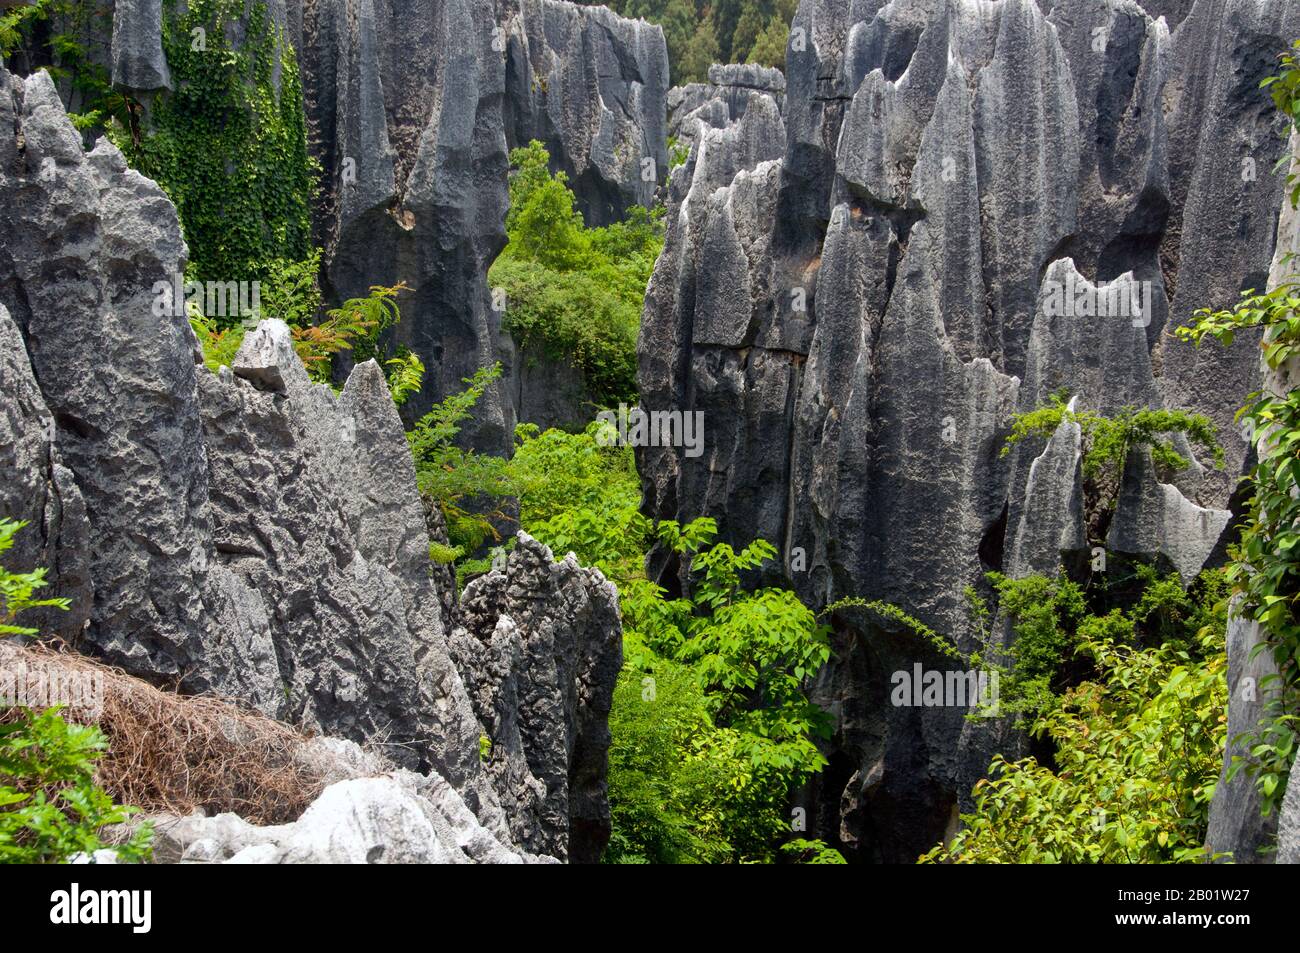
[115, 0, 317, 297]
[489, 141, 662, 408]
[921, 571, 1230, 863]
[0, 520, 150, 864]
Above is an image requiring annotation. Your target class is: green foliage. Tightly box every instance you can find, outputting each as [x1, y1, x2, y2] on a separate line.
[408, 364, 515, 555]
[1003, 393, 1222, 536]
[2, 1, 134, 133]
[0, 523, 149, 863]
[0, 2, 43, 59]
[921, 608, 1227, 863]
[1173, 55, 1300, 818]
[746, 14, 789, 69]
[259, 249, 323, 328]
[427, 541, 463, 566]
[1262, 38, 1300, 209]
[499, 422, 834, 862]
[490, 141, 662, 407]
[116, 0, 316, 290]
[984, 573, 1087, 723]
[510, 422, 648, 584]
[0, 519, 70, 636]
[0, 709, 153, 864]
[385, 351, 425, 406]
[780, 838, 848, 864]
[822, 596, 965, 662]
[667, 135, 690, 170]
[660, 525, 833, 776]
[188, 309, 247, 375]
[678, 17, 721, 85]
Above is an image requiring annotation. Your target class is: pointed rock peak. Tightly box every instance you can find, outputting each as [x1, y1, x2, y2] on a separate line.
[231, 319, 310, 395]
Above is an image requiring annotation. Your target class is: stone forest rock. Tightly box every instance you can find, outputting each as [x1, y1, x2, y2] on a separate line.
[6, 0, 1300, 868]
[639, 0, 1300, 861]
[0, 63, 620, 862]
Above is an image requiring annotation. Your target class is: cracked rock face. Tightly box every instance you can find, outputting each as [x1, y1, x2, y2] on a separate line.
[639, 0, 1300, 861]
[0, 67, 621, 861]
[451, 532, 623, 863]
[100, 0, 666, 446]
[283, 0, 666, 441]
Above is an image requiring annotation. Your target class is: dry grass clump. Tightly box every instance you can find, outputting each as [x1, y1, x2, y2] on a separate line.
[1, 641, 323, 824]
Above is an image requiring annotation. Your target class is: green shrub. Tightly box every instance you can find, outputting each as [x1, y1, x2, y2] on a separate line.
[921, 612, 1227, 863]
[408, 364, 515, 555]
[1003, 394, 1222, 537]
[1, 710, 152, 864]
[0, 520, 149, 864]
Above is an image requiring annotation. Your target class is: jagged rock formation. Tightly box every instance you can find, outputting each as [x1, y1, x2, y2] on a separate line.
[450, 532, 622, 862]
[668, 63, 787, 147]
[287, 0, 665, 438]
[0, 66, 620, 861]
[97, 0, 667, 444]
[639, 0, 1300, 861]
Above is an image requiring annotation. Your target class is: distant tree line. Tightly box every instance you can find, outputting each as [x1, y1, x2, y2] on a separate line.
[587, 0, 796, 85]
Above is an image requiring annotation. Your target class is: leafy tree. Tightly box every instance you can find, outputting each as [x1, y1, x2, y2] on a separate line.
[490, 141, 662, 406]
[921, 593, 1228, 863]
[746, 16, 789, 69]
[679, 17, 721, 86]
[501, 421, 835, 861]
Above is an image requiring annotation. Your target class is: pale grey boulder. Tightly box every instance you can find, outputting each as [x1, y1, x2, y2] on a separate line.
[160, 774, 537, 865]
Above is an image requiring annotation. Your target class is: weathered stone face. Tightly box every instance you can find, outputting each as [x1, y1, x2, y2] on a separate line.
[279, 0, 668, 442]
[0, 63, 621, 862]
[451, 532, 622, 863]
[99, 0, 666, 447]
[639, 0, 1300, 860]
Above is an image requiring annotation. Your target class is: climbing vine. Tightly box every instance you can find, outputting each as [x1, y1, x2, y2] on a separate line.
[1175, 40, 1300, 817]
[115, 0, 317, 295]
